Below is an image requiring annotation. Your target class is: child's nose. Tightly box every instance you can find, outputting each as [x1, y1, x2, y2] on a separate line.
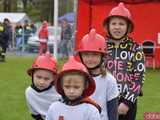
[115, 25, 120, 29]
[39, 79, 45, 84]
[69, 88, 74, 93]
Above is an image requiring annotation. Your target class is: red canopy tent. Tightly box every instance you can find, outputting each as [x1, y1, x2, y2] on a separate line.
[75, 0, 160, 68]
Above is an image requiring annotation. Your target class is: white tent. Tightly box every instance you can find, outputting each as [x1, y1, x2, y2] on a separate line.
[0, 12, 31, 24]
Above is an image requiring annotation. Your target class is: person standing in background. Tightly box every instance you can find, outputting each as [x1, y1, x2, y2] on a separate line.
[3, 18, 12, 50]
[60, 19, 72, 57]
[23, 20, 32, 50]
[38, 21, 49, 55]
[0, 22, 6, 62]
[15, 22, 23, 52]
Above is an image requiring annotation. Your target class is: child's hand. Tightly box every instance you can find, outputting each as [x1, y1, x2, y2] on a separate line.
[118, 103, 129, 115]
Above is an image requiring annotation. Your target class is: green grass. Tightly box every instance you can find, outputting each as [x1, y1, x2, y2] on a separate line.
[137, 68, 160, 119]
[0, 55, 159, 120]
[0, 55, 34, 120]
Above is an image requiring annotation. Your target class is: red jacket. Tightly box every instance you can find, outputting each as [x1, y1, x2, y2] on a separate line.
[38, 24, 48, 40]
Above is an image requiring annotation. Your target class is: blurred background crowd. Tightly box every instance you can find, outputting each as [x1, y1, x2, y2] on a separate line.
[0, 0, 75, 61]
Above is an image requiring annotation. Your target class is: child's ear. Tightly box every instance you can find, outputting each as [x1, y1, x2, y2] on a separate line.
[51, 80, 54, 85]
[52, 74, 57, 84]
[51, 77, 56, 85]
[128, 24, 132, 33]
[84, 80, 89, 90]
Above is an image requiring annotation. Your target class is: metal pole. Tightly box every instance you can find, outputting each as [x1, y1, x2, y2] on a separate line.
[54, 0, 58, 59]
[22, 27, 25, 52]
[73, 0, 78, 52]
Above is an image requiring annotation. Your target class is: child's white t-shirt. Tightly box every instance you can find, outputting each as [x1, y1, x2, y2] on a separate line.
[91, 73, 119, 120]
[25, 86, 61, 119]
[46, 101, 101, 120]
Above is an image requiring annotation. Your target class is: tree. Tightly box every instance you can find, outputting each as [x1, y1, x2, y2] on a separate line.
[35, 0, 53, 24]
[22, 0, 28, 12]
[3, 0, 11, 12]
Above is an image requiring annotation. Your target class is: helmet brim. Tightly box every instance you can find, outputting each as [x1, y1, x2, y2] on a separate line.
[27, 68, 57, 77]
[103, 15, 134, 33]
[55, 69, 95, 98]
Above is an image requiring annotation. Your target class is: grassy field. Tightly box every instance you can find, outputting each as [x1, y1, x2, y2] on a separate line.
[0, 55, 159, 120]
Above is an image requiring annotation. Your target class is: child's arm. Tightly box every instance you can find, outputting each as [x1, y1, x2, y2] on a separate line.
[122, 44, 145, 107]
[25, 88, 44, 120]
[31, 114, 44, 120]
[26, 101, 44, 120]
[86, 105, 101, 120]
[107, 97, 118, 120]
[107, 74, 119, 120]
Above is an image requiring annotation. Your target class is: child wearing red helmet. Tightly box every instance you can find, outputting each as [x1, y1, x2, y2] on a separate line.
[25, 52, 61, 120]
[103, 2, 145, 120]
[76, 29, 119, 120]
[38, 21, 49, 55]
[46, 56, 101, 120]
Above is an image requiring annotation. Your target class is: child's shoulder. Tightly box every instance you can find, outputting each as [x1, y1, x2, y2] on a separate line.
[50, 100, 61, 107]
[25, 86, 33, 94]
[80, 103, 100, 118]
[103, 72, 118, 87]
[25, 86, 35, 100]
[105, 72, 116, 82]
[47, 101, 62, 113]
[83, 103, 100, 112]
[80, 98, 101, 113]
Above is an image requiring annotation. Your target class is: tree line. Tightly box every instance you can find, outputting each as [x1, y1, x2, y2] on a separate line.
[0, 0, 73, 24]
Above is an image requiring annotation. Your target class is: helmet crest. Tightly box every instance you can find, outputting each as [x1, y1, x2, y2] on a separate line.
[77, 28, 106, 54]
[88, 29, 96, 41]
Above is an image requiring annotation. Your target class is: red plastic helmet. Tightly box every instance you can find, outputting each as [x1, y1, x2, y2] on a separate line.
[55, 56, 95, 97]
[77, 29, 106, 54]
[103, 2, 134, 33]
[27, 52, 57, 76]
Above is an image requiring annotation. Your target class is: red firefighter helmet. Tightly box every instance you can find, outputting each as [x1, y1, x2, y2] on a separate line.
[55, 56, 95, 97]
[77, 29, 106, 54]
[27, 52, 57, 76]
[103, 2, 134, 33]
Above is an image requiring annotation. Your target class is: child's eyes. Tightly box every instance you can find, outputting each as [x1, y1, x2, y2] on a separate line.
[111, 22, 116, 25]
[64, 85, 70, 89]
[44, 78, 50, 81]
[111, 22, 125, 26]
[36, 75, 50, 81]
[36, 75, 42, 79]
[63, 85, 80, 89]
[74, 86, 80, 89]
[119, 22, 125, 25]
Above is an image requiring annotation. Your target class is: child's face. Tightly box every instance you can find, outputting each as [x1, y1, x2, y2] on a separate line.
[109, 17, 128, 39]
[33, 69, 55, 90]
[62, 73, 85, 100]
[81, 52, 101, 68]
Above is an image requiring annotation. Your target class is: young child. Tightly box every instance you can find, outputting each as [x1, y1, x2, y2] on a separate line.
[38, 21, 49, 55]
[25, 52, 61, 120]
[103, 2, 145, 120]
[76, 29, 119, 120]
[46, 56, 101, 120]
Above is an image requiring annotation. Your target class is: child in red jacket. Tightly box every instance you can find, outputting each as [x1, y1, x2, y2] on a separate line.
[38, 21, 48, 55]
